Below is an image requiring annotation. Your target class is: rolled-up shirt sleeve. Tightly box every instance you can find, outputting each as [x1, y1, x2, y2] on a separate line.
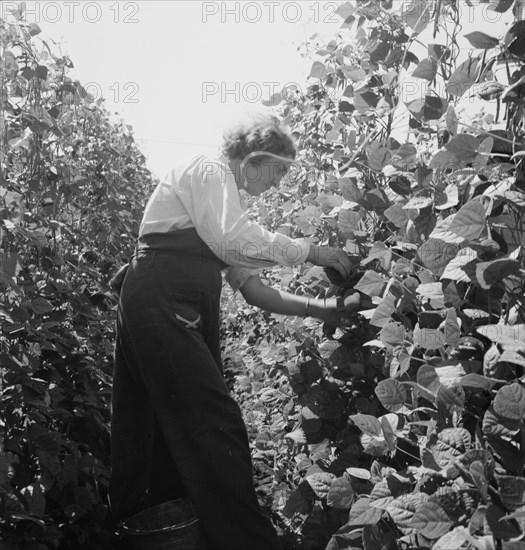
[179, 156, 311, 270]
[224, 266, 263, 293]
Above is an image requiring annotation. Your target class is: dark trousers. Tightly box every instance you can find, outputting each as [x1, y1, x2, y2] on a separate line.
[109, 230, 281, 550]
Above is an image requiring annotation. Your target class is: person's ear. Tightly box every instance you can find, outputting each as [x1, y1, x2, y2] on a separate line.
[239, 161, 247, 188]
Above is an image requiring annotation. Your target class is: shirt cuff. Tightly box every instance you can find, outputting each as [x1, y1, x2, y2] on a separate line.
[288, 238, 311, 266]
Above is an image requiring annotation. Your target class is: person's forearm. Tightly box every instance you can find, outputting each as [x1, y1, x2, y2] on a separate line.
[306, 244, 319, 264]
[240, 278, 324, 317]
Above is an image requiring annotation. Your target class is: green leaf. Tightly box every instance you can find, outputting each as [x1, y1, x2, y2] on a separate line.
[440, 247, 477, 282]
[282, 482, 315, 518]
[362, 436, 390, 457]
[445, 57, 480, 97]
[338, 209, 363, 237]
[440, 428, 472, 452]
[483, 407, 521, 438]
[496, 475, 525, 511]
[500, 349, 525, 367]
[369, 480, 392, 501]
[475, 80, 506, 101]
[414, 326, 446, 350]
[436, 363, 466, 385]
[375, 379, 407, 412]
[35, 65, 48, 81]
[355, 90, 379, 114]
[342, 66, 367, 82]
[410, 502, 453, 539]
[487, 0, 514, 13]
[435, 183, 459, 211]
[2, 50, 19, 77]
[345, 467, 372, 480]
[386, 493, 429, 535]
[427, 428, 471, 468]
[327, 476, 354, 509]
[414, 206, 437, 238]
[380, 415, 397, 452]
[459, 373, 504, 391]
[429, 150, 461, 171]
[339, 177, 361, 202]
[412, 371, 439, 402]
[20, 483, 45, 515]
[335, 1, 354, 20]
[27, 22, 41, 36]
[350, 414, 382, 437]
[389, 144, 418, 170]
[261, 92, 282, 107]
[443, 308, 460, 346]
[446, 104, 459, 135]
[366, 143, 391, 171]
[485, 433, 525, 474]
[285, 427, 306, 444]
[402, 193, 434, 210]
[504, 506, 525, 524]
[0, 453, 19, 492]
[388, 174, 412, 195]
[353, 269, 388, 296]
[309, 61, 327, 79]
[429, 489, 480, 522]
[486, 504, 523, 540]
[0, 253, 22, 279]
[493, 383, 525, 421]
[474, 136, 494, 168]
[348, 498, 383, 526]
[31, 297, 54, 315]
[437, 384, 465, 409]
[401, 1, 432, 34]
[370, 293, 397, 328]
[362, 524, 397, 550]
[416, 239, 460, 277]
[462, 308, 490, 319]
[445, 134, 480, 160]
[306, 472, 336, 498]
[475, 259, 520, 289]
[448, 200, 487, 241]
[384, 203, 408, 228]
[369, 40, 390, 63]
[412, 57, 438, 80]
[464, 31, 500, 49]
[470, 461, 488, 501]
[417, 282, 444, 303]
[379, 322, 405, 347]
[476, 323, 525, 345]
[301, 407, 323, 439]
[433, 527, 469, 550]
[318, 340, 341, 359]
[428, 43, 449, 61]
[407, 95, 447, 121]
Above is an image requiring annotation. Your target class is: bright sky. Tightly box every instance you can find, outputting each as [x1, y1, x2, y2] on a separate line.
[13, 1, 513, 178]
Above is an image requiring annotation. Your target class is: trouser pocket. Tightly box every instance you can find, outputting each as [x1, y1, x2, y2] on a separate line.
[168, 292, 204, 333]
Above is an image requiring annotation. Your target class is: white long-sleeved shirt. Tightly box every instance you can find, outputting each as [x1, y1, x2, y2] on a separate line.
[139, 150, 311, 291]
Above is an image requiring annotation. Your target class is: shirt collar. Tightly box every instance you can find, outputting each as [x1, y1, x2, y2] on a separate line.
[213, 149, 232, 171]
[214, 150, 248, 207]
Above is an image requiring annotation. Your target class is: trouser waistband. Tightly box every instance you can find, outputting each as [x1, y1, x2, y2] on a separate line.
[134, 229, 229, 270]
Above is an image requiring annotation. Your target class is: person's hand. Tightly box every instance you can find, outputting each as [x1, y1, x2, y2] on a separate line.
[311, 292, 362, 324]
[109, 263, 130, 295]
[307, 245, 355, 280]
[315, 297, 341, 324]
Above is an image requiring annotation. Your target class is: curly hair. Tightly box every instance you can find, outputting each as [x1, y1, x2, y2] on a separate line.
[220, 113, 297, 165]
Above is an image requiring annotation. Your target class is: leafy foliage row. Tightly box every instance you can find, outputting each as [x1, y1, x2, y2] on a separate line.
[221, 1, 525, 548]
[1, 5, 156, 547]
